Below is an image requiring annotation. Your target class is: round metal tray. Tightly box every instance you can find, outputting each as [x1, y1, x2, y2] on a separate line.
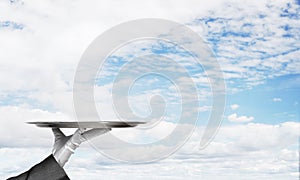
[27, 121, 146, 128]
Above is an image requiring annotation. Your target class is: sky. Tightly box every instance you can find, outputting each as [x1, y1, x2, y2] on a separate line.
[0, 0, 299, 179]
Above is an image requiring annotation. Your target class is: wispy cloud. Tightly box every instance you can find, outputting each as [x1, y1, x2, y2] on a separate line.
[230, 104, 239, 110]
[273, 97, 282, 102]
[194, 0, 300, 91]
[228, 113, 254, 123]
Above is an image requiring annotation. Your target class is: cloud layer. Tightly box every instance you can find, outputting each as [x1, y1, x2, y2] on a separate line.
[1, 120, 298, 179]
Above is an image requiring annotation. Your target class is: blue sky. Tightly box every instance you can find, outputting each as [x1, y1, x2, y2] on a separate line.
[225, 74, 299, 124]
[0, 0, 299, 179]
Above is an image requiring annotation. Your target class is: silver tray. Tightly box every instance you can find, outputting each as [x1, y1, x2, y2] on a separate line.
[27, 121, 146, 128]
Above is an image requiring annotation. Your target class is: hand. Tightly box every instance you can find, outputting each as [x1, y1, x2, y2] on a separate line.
[52, 128, 111, 167]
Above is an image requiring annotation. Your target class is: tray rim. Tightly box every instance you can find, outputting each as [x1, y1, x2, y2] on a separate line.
[27, 121, 146, 128]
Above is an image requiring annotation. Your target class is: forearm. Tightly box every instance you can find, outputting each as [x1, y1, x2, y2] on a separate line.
[8, 155, 70, 180]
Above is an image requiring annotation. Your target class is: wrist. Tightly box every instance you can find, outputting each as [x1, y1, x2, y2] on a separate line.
[53, 142, 78, 167]
[66, 140, 79, 151]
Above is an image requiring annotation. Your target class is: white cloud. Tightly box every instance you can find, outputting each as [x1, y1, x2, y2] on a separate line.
[0, 0, 298, 115]
[197, 105, 212, 112]
[1, 122, 299, 180]
[273, 98, 282, 102]
[196, 0, 300, 91]
[0, 147, 50, 179]
[0, 106, 71, 148]
[227, 113, 254, 123]
[107, 121, 179, 144]
[230, 104, 239, 110]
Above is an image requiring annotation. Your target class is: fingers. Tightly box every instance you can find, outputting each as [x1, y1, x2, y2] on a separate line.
[82, 128, 111, 140]
[69, 128, 111, 145]
[52, 128, 68, 154]
[52, 128, 66, 141]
